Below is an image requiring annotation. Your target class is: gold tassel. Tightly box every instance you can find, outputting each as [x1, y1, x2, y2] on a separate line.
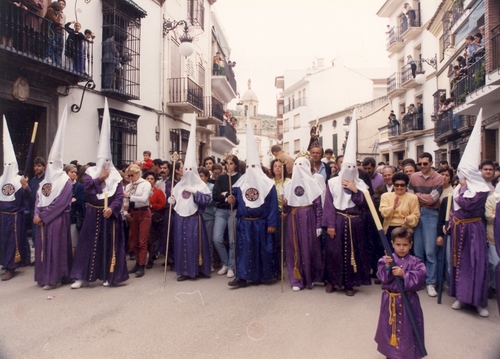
[14, 213, 21, 263]
[14, 250, 21, 263]
[110, 255, 116, 273]
[387, 290, 399, 347]
[110, 221, 116, 272]
[198, 215, 203, 266]
[351, 255, 357, 273]
[293, 267, 302, 280]
[390, 333, 398, 347]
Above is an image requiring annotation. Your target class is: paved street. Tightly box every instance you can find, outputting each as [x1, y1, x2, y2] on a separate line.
[1, 261, 499, 359]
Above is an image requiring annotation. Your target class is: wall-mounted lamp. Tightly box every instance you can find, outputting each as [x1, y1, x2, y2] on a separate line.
[415, 54, 437, 85]
[163, 18, 194, 57]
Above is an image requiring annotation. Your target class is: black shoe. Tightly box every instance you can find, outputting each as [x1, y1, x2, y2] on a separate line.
[146, 261, 153, 269]
[129, 253, 135, 261]
[135, 266, 145, 277]
[177, 275, 189, 282]
[128, 264, 139, 274]
[228, 278, 247, 288]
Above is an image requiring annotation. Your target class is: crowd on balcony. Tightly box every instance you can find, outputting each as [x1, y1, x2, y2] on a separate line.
[0, 0, 94, 75]
[388, 103, 423, 135]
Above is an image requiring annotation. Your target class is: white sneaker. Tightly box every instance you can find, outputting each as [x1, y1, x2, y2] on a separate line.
[217, 265, 228, 275]
[426, 285, 437, 297]
[71, 280, 89, 289]
[211, 266, 215, 273]
[227, 269, 235, 278]
[102, 281, 110, 287]
[43, 282, 61, 290]
[451, 300, 464, 310]
[292, 286, 301, 292]
[477, 306, 489, 317]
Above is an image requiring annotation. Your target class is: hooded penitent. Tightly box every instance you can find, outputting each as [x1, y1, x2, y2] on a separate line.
[173, 113, 210, 217]
[85, 98, 122, 199]
[327, 109, 368, 210]
[233, 114, 274, 208]
[37, 106, 70, 207]
[453, 108, 490, 210]
[284, 156, 322, 207]
[0, 117, 21, 202]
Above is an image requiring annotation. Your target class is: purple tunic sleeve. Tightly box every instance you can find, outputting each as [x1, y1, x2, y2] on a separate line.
[194, 191, 211, 213]
[313, 196, 322, 229]
[454, 187, 488, 211]
[322, 185, 336, 228]
[84, 174, 104, 195]
[351, 190, 365, 206]
[109, 185, 124, 218]
[36, 180, 72, 225]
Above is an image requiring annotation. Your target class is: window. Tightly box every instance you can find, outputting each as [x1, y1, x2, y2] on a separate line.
[254, 106, 257, 117]
[187, 0, 205, 30]
[98, 108, 138, 167]
[332, 134, 338, 156]
[416, 145, 424, 159]
[283, 142, 290, 154]
[283, 118, 289, 132]
[102, 0, 146, 100]
[293, 114, 300, 129]
[170, 128, 190, 158]
[294, 139, 300, 154]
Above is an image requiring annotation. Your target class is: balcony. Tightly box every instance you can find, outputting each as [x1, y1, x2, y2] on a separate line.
[197, 96, 224, 125]
[401, 62, 420, 89]
[489, 25, 500, 85]
[211, 123, 238, 153]
[283, 97, 307, 114]
[386, 27, 404, 53]
[0, 2, 93, 87]
[387, 72, 405, 97]
[401, 113, 423, 134]
[453, 56, 485, 106]
[211, 58, 237, 103]
[388, 124, 401, 137]
[434, 112, 476, 145]
[167, 77, 204, 117]
[399, 5, 422, 42]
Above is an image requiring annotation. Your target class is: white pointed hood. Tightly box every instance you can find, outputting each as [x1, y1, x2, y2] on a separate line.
[453, 108, 490, 210]
[173, 113, 210, 217]
[284, 156, 323, 206]
[86, 98, 122, 199]
[37, 106, 70, 207]
[233, 114, 274, 208]
[0, 116, 22, 201]
[328, 109, 368, 210]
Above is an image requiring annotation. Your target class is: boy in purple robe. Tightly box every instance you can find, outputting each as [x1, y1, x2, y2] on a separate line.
[375, 227, 426, 359]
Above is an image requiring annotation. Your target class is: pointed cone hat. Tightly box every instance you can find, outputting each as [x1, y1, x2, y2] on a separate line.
[0, 116, 21, 201]
[329, 108, 367, 210]
[37, 106, 70, 207]
[453, 108, 490, 208]
[233, 114, 274, 208]
[86, 98, 122, 199]
[173, 112, 210, 217]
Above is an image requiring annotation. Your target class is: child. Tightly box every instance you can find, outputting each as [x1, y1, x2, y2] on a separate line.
[141, 151, 153, 172]
[374, 227, 426, 359]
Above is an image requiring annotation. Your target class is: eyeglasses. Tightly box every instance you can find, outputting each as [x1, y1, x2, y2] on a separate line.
[417, 162, 430, 166]
[127, 174, 134, 178]
[394, 183, 406, 188]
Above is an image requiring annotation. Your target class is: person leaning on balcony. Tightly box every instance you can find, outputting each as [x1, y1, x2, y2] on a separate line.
[44, 0, 65, 65]
[102, 34, 118, 89]
[212, 51, 220, 75]
[407, 55, 417, 78]
[465, 35, 479, 65]
[403, 3, 416, 27]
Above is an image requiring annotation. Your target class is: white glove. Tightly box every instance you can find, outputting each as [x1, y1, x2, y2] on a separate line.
[316, 228, 322, 237]
[184, 186, 197, 194]
[167, 196, 176, 205]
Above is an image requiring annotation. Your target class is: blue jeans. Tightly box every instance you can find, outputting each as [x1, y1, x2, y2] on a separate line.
[488, 243, 499, 289]
[414, 207, 439, 286]
[213, 208, 236, 270]
[54, 31, 63, 65]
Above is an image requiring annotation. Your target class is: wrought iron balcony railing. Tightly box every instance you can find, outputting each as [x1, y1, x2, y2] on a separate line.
[168, 77, 204, 110]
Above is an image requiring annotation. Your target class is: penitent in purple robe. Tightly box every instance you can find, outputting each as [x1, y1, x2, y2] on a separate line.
[495, 201, 500, 314]
[173, 191, 211, 278]
[322, 186, 371, 289]
[71, 175, 129, 285]
[232, 187, 279, 282]
[374, 255, 426, 359]
[284, 196, 323, 289]
[0, 187, 30, 270]
[34, 180, 73, 286]
[449, 188, 489, 308]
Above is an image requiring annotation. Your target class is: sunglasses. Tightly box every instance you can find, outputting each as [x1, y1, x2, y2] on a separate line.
[394, 183, 406, 188]
[417, 162, 430, 166]
[127, 174, 135, 178]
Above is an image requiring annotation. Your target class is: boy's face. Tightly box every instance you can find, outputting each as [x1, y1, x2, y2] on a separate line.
[143, 153, 150, 160]
[392, 237, 412, 258]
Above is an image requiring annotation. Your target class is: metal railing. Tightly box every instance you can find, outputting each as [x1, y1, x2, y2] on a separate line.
[453, 56, 485, 105]
[387, 72, 402, 93]
[400, 6, 421, 34]
[202, 96, 224, 121]
[451, 3, 464, 24]
[386, 27, 402, 48]
[283, 97, 307, 113]
[434, 112, 475, 140]
[491, 24, 500, 73]
[168, 77, 204, 110]
[388, 124, 400, 136]
[0, 1, 93, 78]
[212, 57, 237, 94]
[401, 113, 423, 133]
[216, 122, 238, 144]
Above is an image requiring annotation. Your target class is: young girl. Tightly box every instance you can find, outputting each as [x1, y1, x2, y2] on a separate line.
[375, 227, 426, 359]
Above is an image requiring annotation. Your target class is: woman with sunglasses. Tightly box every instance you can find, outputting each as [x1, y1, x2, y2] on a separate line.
[379, 172, 420, 243]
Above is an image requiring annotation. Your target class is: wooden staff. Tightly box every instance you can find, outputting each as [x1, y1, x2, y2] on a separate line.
[164, 152, 179, 283]
[103, 193, 108, 282]
[363, 190, 427, 357]
[229, 167, 236, 275]
[437, 193, 453, 304]
[279, 160, 285, 293]
[23, 122, 38, 178]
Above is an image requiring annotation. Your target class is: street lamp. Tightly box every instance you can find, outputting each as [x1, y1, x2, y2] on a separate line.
[415, 54, 437, 85]
[163, 18, 194, 57]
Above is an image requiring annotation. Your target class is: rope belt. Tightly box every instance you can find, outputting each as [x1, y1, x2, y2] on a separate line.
[385, 290, 400, 347]
[337, 212, 360, 273]
[0, 211, 20, 263]
[198, 214, 203, 265]
[242, 217, 263, 220]
[86, 203, 104, 209]
[290, 207, 311, 280]
[452, 216, 482, 267]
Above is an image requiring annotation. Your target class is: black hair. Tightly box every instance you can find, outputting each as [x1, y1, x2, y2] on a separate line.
[362, 157, 376, 167]
[391, 227, 413, 243]
[392, 172, 409, 186]
[270, 159, 289, 178]
[418, 152, 433, 162]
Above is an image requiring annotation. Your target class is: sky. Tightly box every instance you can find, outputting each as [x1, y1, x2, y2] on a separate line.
[214, 0, 390, 116]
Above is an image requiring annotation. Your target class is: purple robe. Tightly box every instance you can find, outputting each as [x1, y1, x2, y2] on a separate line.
[233, 187, 279, 282]
[70, 175, 129, 285]
[284, 196, 323, 289]
[173, 191, 211, 278]
[375, 255, 426, 359]
[34, 180, 73, 286]
[322, 186, 371, 289]
[448, 188, 488, 308]
[0, 187, 30, 270]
